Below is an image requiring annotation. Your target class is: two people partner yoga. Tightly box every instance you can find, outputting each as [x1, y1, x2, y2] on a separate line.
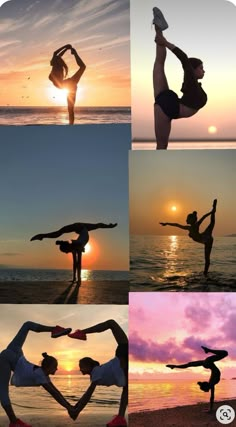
[0, 320, 128, 427]
[167, 346, 228, 412]
[160, 199, 217, 276]
[152, 7, 207, 149]
[49, 44, 86, 125]
[31, 222, 117, 283]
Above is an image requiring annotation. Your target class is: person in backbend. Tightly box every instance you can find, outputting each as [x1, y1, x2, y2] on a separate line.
[152, 7, 207, 149]
[160, 199, 217, 276]
[31, 222, 117, 283]
[49, 44, 86, 124]
[67, 319, 128, 427]
[0, 322, 73, 427]
[166, 346, 228, 412]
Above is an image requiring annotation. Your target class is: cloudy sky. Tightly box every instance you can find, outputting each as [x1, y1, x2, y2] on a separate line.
[0, 304, 128, 374]
[0, 0, 130, 107]
[129, 292, 236, 380]
[0, 125, 129, 271]
[130, 150, 236, 236]
[130, 0, 236, 140]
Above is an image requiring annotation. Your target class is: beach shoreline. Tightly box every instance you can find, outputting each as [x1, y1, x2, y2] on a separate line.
[0, 280, 128, 304]
[129, 400, 236, 426]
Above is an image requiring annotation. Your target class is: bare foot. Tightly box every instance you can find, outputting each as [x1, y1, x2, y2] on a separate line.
[166, 364, 175, 369]
[30, 234, 44, 241]
[201, 346, 209, 354]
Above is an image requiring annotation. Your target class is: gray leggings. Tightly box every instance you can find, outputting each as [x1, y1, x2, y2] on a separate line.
[0, 321, 45, 406]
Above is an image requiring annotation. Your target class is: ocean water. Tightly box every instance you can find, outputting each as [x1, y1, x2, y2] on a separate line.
[132, 141, 236, 150]
[129, 379, 236, 413]
[0, 268, 128, 282]
[10, 374, 120, 417]
[0, 106, 131, 125]
[130, 235, 236, 291]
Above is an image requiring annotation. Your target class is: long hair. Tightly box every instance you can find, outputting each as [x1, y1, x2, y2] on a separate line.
[49, 55, 68, 87]
[181, 57, 203, 92]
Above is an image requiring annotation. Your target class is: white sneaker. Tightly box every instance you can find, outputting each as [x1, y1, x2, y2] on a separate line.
[153, 7, 168, 31]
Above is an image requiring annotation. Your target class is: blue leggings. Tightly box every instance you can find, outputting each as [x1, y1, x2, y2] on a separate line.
[0, 321, 50, 406]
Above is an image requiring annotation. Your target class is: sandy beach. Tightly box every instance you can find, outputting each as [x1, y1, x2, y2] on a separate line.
[0, 280, 128, 304]
[129, 400, 236, 426]
[0, 411, 122, 427]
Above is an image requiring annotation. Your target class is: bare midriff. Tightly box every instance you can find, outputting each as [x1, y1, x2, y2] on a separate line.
[179, 103, 198, 118]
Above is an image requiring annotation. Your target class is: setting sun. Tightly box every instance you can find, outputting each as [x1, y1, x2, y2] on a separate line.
[47, 87, 69, 105]
[85, 243, 91, 254]
[171, 206, 177, 212]
[208, 125, 217, 134]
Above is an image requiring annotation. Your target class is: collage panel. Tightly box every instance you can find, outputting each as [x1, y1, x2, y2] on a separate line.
[0, 0, 130, 125]
[0, 304, 128, 427]
[129, 292, 236, 426]
[130, 0, 236, 150]
[129, 150, 236, 291]
[0, 124, 130, 304]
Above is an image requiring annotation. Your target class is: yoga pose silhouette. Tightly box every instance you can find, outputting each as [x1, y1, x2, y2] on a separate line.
[0, 322, 73, 427]
[67, 320, 128, 427]
[160, 199, 217, 275]
[166, 346, 228, 412]
[49, 44, 86, 124]
[152, 8, 207, 149]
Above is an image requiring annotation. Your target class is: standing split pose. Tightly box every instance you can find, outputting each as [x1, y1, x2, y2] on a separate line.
[152, 7, 207, 149]
[160, 199, 217, 276]
[166, 346, 228, 412]
[67, 319, 128, 427]
[49, 44, 86, 124]
[0, 322, 73, 427]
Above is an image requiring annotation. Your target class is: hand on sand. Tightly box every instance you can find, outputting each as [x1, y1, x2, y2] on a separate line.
[166, 364, 175, 369]
[30, 234, 44, 241]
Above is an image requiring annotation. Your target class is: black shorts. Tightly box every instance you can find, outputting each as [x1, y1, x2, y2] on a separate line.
[155, 89, 180, 119]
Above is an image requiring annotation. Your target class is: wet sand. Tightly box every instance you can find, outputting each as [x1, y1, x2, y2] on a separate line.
[0, 280, 128, 304]
[0, 411, 118, 426]
[129, 400, 236, 426]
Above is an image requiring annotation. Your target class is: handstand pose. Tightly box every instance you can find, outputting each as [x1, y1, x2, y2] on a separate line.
[166, 346, 228, 412]
[152, 8, 207, 149]
[49, 44, 86, 124]
[67, 320, 128, 427]
[0, 322, 73, 427]
[160, 199, 217, 276]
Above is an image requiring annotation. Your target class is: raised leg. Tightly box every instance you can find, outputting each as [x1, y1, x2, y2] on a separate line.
[202, 346, 228, 362]
[166, 360, 204, 369]
[204, 239, 213, 276]
[82, 320, 128, 345]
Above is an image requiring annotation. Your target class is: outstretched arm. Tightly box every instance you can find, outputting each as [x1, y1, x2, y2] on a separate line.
[209, 386, 215, 412]
[160, 222, 189, 230]
[197, 211, 212, 227]
[42, 381, 71, 410]
[69, 382, 97, 419]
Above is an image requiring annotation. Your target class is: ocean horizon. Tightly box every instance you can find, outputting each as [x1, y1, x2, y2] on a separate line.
[0, 267, 128, 282]
[132, 141, 236, 150]
[0, 106, 131, 125]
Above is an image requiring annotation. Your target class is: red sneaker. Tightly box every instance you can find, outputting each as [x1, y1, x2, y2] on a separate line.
[106, 415, 127, 427]
[68, 329, 87, 340]
[9, 419, 32, 427]
[51, 325, 72, 338]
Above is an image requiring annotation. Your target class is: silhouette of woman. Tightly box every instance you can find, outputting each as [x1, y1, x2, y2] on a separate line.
[152, 7, 207, 149]
[49, 44, 86, 124]
[160, 199, 217, 276]
[166, 346, 228, 412]
[67, 320, 128, 427]
[0, 322, 73, 427]
[31, 222, 117, 283]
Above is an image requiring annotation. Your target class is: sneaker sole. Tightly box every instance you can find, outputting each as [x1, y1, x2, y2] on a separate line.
[52, 328, 72, 338]
[153, 8, 168, 30]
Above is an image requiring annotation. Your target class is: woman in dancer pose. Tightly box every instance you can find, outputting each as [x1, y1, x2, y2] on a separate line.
[166, 346, 228, 412]
[67, 319, 128, 427]
[0, 322, 73, 427]
[152, 7, 207, 149]
[160, 199, 217, 276]
[49, 44, 86, 124]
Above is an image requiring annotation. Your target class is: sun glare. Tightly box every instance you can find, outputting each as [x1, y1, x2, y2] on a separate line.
[47, 87, 68, 105]
[85, 243, 91, 254]
[208, 125, 217, 134]
[171, 206, 177, 212]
